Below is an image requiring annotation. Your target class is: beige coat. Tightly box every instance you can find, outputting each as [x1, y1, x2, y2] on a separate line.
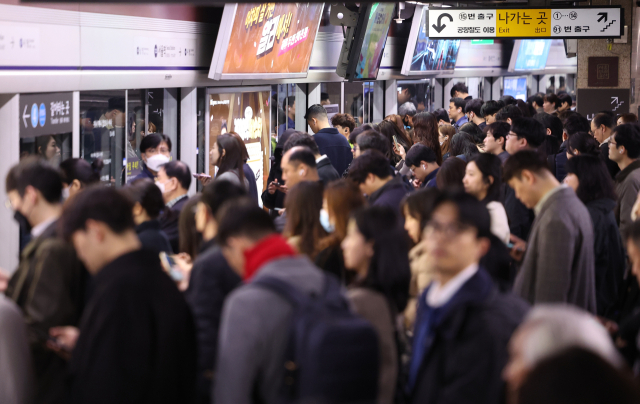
[404, 240, 434, 331]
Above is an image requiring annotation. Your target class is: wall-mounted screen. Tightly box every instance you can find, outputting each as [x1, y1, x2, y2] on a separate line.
[209, 3, 324, 80]
[353, 3, 395, 80]
[401, 5, 461, 76]
[509, 39, 552, 72]
[503, 77, 528, 101]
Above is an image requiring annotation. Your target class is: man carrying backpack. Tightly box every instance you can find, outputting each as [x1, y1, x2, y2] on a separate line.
[214, 199, 378, 404]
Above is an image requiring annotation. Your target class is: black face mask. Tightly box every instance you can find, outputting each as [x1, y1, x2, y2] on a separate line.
[13, 210, 32, 234]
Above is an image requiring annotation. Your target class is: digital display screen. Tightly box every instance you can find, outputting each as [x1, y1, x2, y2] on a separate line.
[354, 3, 395, 80]
[222, 3, 323, 75]
[410, 8, 461, 72]
[504, 77, 527, 101]
[514, 40, 551, 71]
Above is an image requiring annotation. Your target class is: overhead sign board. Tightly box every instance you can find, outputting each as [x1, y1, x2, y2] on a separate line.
[19, 92, 73, 138]
[576, 88, 629, 121]
[428, 7, 623, 39]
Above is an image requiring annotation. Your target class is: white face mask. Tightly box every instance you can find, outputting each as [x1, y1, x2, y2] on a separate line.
[61, 186, 70, 201]
[319, 209, 334, 233]
[156, 180, 166, 194]
[146, 154, 170, 172]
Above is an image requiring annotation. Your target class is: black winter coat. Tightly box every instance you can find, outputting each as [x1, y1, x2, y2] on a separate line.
[135, 220, 173, 255]
[501, 184, 534, 241]
[586, 198, 626, 317]
[409, 269, 529, 404]
[68, 250, 196, 404]
[184, 244, 242, 404]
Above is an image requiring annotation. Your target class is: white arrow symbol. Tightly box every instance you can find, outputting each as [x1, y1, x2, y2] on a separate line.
[22, 104, 30, 128]
[611, 97, 619, 104]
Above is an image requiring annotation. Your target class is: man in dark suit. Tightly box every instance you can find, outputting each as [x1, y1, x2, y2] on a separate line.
[504, 150, 596, 312]
[157, 161, 191, 252]
[591, 112, 620, 179]
[548, 115, 591, 182]
[407, 191, 528, 404]
[282, 133, 340, 186]
[306, 104, 352, 176]
[55, 186, 197, 404]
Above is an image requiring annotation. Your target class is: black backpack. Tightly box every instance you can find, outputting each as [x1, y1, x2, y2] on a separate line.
[253, 275, 379, 404]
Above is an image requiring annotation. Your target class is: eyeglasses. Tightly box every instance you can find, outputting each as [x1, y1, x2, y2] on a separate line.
[609, 141, 618, 147]
[424, 220, 473, 239]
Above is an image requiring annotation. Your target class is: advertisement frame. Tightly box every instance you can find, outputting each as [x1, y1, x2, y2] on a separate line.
[208, 3, 324, 81]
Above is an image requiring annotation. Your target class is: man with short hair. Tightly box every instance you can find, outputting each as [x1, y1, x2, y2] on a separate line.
[533, 112, 564, 144]
[483, 121, 511, 164]
[399, 102, 417, 129]
[354, 130, 389, 158]
[465, 99, 486, 131]
[450, 82, 472, 100]
[349, 151, 410, 215]
[132, 133, 172, 181]
[505, 117, 546, 155]
[407, 191, 528, 404]
[405, 144, 439, 188]
[283, 133, 340, 185]
[214, 200, 326, 404]
[480, 100, 503, 125]
[320, 92, 331, 106]
[278, 96, 296, 136]
[305, 104, 353, 176]
[55, 186, 197, 404]
[495, 105, 523, 125]
[558, 93, 573, 112]
[503, 305, 623, 404]
[281, 146, 321, 189]
[330, 113, 357, 142]
[528, 94, 545, 114]
[548, 114, 591, 182]
[157, 160, 192, 252]
[543, 93, 561, 115]
[592, 112, 620, 178]
[609, 124, 640, 236]
[187, 180, 247, 404]
[4, 157, 85, 404]
[449, 98, 468, 129]
[504, 150, 596, 311]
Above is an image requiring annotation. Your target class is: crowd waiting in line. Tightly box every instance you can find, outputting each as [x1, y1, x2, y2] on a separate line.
[4, 82, 640, 404]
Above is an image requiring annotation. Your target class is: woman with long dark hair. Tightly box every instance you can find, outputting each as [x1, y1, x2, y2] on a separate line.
[412, 112, 443, 165]
[376, 120, 413, 166]
[59, 158, 103, 200]
[227, 131, 258, 203]
[463, 153, 510, 244]
[449, 132, 479, 162]
[211, 134, 249, 189]
[341, 205, 411, 404]
[436, 156, 467, 189]
[439, 125, 455, 159]
[565, 155, 625, 316]
[283, 181, 328, 260]
[315, 180, 366, 282]
[567, 132, 600, 158]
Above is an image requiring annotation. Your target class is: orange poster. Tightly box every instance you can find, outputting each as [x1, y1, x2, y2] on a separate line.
[222, 3, 323, 75]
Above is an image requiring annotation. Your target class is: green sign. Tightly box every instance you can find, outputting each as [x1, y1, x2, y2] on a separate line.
[471, 39, 494, 44]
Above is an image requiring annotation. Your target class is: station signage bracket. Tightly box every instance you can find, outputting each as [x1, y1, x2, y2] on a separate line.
[427, 6, 624, 40]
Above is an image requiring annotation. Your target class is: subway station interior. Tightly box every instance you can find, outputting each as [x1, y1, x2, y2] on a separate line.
[1, 1, 640, 402]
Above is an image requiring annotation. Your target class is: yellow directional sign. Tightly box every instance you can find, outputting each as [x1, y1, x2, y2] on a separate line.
[429, 7, 623, 39]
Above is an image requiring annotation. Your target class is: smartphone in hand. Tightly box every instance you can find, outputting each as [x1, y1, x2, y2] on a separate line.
[159, 252, 184, 281]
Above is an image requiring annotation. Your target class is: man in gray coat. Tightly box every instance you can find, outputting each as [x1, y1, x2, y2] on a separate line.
[609, 123, 640, 237]
[504, 150, 596, 313]
[213, 199, 326, 404]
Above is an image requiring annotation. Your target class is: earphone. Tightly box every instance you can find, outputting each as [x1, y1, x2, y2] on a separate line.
[299, 169, 304, 175]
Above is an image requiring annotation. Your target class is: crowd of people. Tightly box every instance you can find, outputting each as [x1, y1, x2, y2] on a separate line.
[4, 82, 640, 404]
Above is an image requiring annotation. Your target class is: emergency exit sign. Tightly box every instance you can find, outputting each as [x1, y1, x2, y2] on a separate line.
[428, 7, 623, 39]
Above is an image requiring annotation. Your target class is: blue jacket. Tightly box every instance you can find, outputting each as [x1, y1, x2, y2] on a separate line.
[131, 164, 155, 182]
[243, 163, 259, 204]
[313, 128, 353, 177]
[369, 176, 411, 217]
[422, 168, 439, 188]
[408, 268, 529, 404]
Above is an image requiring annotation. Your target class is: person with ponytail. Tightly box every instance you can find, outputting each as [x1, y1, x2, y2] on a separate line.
[59, 158, 104, 200]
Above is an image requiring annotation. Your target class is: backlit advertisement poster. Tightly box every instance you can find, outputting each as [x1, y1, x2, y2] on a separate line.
[514, 40, 551, 70]
[222, 3, 323, 75]
[354, 3, 395, 80]
[209, 90, 271, 205]
[411, 9, 461, 72]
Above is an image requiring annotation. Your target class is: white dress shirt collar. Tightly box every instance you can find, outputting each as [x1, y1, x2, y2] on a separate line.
[426, 263, 479, 308]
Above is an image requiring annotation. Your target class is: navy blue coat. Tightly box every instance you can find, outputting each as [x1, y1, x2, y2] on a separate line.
[313, 128, 353, 177]
[243, 163, 259, 204]
[159, 196, 189, 254]
[369, 176, 411, 217]
[135, 220, 172, 255]
[409, 268, 529, 404]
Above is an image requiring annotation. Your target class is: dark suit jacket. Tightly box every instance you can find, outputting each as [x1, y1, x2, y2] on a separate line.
[316, 157, 340, 185]
[6, 220, 86, 404]
[501, 184, 534, 241]
[243, 163, 259, 204]
[514, 187, 597, 312]
[160, 195, 189, 253]
[135, 220, 172, 255]
[68, 250, 197, 404]
[409, 268, 528, 404]
[313, 128, 353, 177]
[369, 176, 411, 217]
[184, 244, 242, 404]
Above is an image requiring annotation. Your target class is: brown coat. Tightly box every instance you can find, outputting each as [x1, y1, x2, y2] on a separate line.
[348, 288, 398, 404]
[404, 241, 434, 331]
[6, 220, 85, 404]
